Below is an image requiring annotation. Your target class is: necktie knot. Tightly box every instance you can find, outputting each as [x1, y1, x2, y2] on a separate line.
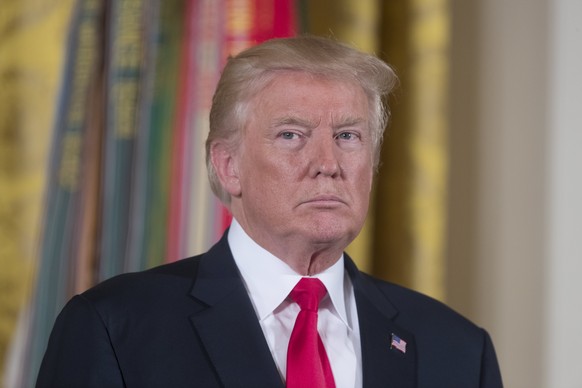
[290, 277, 327, 312]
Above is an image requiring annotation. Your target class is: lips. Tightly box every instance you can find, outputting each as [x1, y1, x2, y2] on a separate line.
[301, 195, 347, 206]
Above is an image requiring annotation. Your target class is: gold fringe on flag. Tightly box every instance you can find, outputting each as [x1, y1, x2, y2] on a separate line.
[374, 0, 450, 301]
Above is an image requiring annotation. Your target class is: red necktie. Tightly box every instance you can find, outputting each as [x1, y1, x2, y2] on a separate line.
[286, 278, 336, 388]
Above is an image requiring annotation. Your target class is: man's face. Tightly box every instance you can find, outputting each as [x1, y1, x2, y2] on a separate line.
[227, 72, 374, 261]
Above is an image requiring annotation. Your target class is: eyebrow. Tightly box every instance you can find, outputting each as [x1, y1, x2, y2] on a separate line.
[271, 116, 319, 129]
[271, 115, 366, 129]
[333, 116, 366, 129]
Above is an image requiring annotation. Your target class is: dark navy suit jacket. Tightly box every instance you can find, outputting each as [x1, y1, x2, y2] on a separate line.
[37, 233, 503, 387]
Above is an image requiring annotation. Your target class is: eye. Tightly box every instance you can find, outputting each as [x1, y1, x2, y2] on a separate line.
[279, 131, 300, 140]
[336, 131, 359, 141]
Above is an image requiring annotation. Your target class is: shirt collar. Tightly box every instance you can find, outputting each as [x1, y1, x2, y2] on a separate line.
[228, 219, 351, 328]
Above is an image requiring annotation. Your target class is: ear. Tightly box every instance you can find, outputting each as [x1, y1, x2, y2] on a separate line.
[210, 141, 242, 197]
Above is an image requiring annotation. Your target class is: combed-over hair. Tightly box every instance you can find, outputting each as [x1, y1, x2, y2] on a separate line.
[206, 35, 398, 204]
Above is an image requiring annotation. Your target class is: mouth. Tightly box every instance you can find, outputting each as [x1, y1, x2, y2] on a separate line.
[301, 195, 347, 207]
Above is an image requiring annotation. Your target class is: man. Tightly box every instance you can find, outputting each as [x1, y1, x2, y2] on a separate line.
[37, 36, 503, 387]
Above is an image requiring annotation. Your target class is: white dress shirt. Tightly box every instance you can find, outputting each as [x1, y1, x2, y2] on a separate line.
[228, 219, 362, 388]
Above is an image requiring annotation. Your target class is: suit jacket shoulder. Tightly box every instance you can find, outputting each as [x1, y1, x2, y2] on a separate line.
[349, 263, 503, 388]
[37, 235, 283, 388]
[364, 271, 483, 337]
[82, 255, 201, 312]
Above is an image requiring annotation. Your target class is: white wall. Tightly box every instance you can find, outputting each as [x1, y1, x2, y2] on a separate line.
[449, 0, 582, 387]
[545, 0, 582, 386]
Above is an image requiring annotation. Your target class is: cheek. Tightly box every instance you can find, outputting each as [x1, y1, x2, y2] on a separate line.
[258, 154, 306, 183]
[362, 170, 374, 192]
[240, 152, 300, 199]
[351, 163, 374, 205]
[351, 154, 374, 183]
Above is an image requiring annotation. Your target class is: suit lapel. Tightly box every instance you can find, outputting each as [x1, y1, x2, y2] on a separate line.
[346, 257, 417, 388]
[188, 235, 283, 388]
[187, 237, 416, 387]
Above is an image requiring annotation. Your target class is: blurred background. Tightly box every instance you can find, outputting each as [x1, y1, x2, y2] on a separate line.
[1, 0, 580, 387]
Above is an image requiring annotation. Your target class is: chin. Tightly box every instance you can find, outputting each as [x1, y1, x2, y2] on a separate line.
[305, 222, 358, 247]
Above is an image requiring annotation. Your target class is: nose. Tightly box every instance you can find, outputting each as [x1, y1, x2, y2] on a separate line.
[309, 135, 340, 178]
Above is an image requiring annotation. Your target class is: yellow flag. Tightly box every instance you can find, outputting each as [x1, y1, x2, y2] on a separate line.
[0, 0, 76, 380]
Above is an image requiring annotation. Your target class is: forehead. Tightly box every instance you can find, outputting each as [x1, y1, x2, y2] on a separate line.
[256, 70, 364, 96]
[247, 71, 369, 121]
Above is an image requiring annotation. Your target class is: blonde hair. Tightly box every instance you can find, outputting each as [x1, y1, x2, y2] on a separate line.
[206, 35, 398, 203]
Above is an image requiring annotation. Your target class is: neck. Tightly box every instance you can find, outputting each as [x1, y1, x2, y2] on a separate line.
[290, 248, 342, 276]
[256, 233, 344, 276]
[233, 218, 345, 276]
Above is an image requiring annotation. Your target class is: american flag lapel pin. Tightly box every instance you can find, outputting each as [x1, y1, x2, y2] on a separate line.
[390, 333, 407, 354]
